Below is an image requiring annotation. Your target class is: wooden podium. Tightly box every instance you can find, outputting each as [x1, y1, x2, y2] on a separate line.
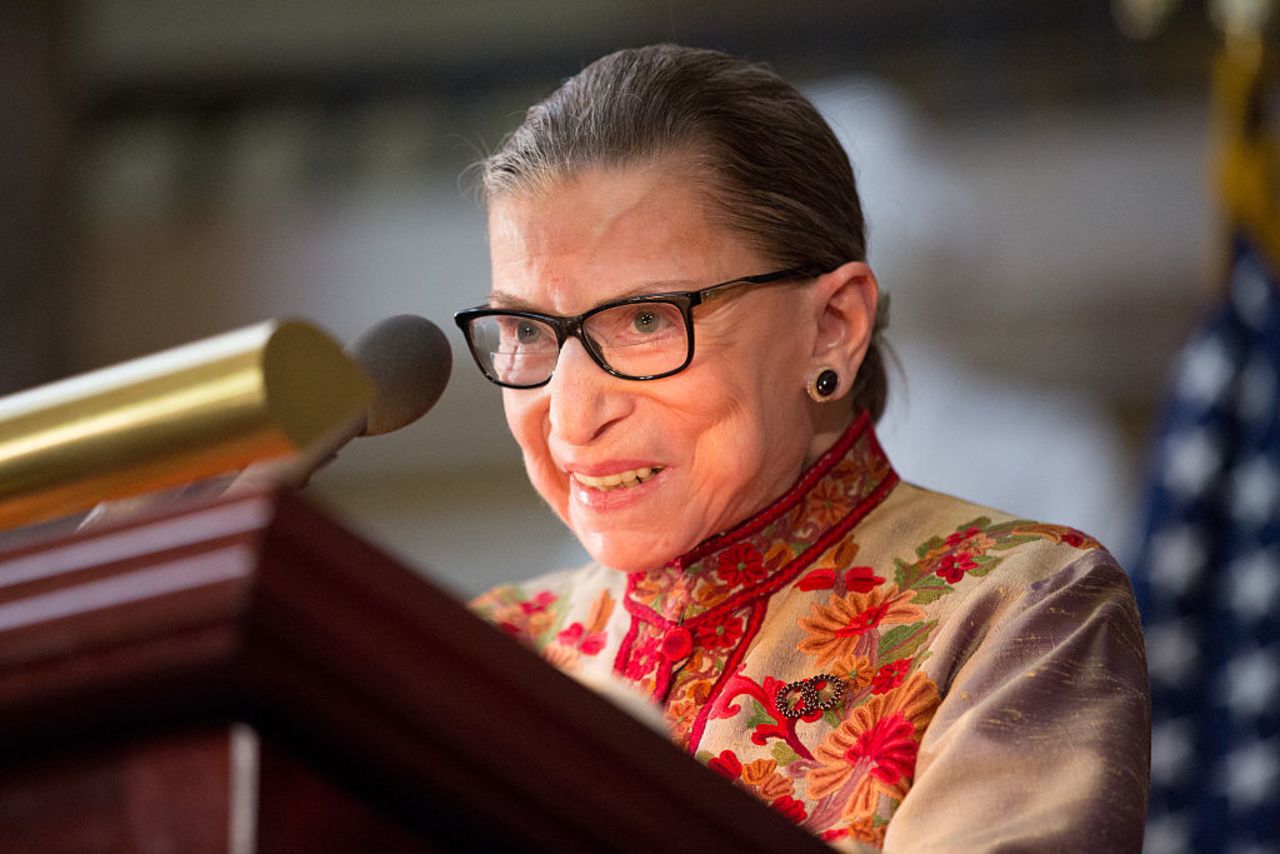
[0, 491, 822, 852]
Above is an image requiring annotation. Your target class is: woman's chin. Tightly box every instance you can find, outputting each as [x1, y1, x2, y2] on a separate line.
[574, 525, 691, 574]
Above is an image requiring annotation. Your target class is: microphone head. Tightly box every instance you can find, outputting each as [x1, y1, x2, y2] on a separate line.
[347, 315, 452, 436]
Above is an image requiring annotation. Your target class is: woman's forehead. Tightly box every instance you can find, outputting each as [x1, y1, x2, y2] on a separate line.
[489, 166, 701, 246]
[485, 167, 756, 312]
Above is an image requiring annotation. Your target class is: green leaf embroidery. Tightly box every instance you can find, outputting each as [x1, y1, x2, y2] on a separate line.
[967, 556, 1003, 579]
[744, 698, 775, 731]
[878, 620, 937, 660]
[772, 742, 802, 766]
[498, 584, 528, 606]
[990, 535, 1038, 551]
[536, 594, 571, 646]
[907, 574, 951, 605]
[893, 559, 910, 589]
[883, 514, 1086, 627]
[915, 536, 945, 559]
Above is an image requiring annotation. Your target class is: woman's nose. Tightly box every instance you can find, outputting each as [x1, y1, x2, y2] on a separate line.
[547, 337, 633, 446]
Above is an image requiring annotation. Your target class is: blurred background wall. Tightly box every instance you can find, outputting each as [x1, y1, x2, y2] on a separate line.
[0, 0, 1235, 595]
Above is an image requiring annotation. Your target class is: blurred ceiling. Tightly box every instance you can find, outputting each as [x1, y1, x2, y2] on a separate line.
[79, 0, 1218, 136]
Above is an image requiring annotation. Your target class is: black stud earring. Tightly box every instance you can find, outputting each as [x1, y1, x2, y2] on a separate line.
[807, 368, 839, 402]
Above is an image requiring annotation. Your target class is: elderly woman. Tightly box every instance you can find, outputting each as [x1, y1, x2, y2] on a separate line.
[461, 45, 1149, 850]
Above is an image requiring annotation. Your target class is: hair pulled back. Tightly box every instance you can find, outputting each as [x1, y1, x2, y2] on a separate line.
[481, 44, 888, 420]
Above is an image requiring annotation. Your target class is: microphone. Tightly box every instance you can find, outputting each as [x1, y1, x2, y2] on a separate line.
[224, 315, 452, 494]
[76, 316, 452, 529]
[349, 314, 452, 436]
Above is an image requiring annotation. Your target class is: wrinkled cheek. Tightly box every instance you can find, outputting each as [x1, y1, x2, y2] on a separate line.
[528, 451, 570, 521]
[502, 392, 545, 460]
[503, 393, 569, 522]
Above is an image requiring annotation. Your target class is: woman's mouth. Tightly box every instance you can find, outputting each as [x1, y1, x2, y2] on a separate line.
[570, 466, 664, 491]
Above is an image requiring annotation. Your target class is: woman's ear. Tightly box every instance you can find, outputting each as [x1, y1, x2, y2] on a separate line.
[809, 261, 879, 395]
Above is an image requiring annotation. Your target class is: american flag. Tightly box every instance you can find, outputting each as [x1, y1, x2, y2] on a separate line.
[1131, 234, 1280, 853]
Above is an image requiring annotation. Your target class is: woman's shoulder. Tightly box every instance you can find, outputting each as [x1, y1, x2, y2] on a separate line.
[840, 479, 1139, 649]
[866, 479, 1123, 587]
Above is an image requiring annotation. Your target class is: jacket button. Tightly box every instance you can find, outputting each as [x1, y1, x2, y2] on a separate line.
[661, 626, 693, 660]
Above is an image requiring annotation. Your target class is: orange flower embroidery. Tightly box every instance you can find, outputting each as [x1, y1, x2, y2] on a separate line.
[797, 586, 925, 666]
[583, 588, 615, 633]
[758, 773, 795, 802]
[542, 643, 579, 670]
[666, 678, 716, 741]
[846, 815, 887, 847]
[1012, 522, 1102, 550]
[763, 540, 795, 572]
[831, 653, 876, 691]
[803, 478, 856, 529]
[806, 672, 940, 821]
[708, 752, 799, 815]
[633, 572, 669, 605]
[740, 757, 779, 786]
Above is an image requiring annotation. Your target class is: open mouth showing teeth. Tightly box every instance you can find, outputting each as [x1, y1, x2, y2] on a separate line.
[571, 466, 663, 491]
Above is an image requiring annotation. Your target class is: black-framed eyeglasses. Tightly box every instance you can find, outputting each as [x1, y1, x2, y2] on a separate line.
[453, 266, 821, 389]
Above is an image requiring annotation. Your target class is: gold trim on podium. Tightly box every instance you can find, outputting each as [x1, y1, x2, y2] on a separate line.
[0, 320, 374, 529]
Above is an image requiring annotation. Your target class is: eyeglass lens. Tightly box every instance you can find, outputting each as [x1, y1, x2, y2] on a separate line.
[467, 301, 690, 386]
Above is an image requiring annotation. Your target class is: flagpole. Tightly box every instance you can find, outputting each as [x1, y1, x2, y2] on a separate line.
[1212, 0, 1279, 275]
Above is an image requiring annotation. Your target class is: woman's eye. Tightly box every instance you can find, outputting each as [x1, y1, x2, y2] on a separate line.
[631, 309, 661, 333]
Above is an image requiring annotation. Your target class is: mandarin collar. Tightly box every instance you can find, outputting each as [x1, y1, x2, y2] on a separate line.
[625, 412, 897, 625]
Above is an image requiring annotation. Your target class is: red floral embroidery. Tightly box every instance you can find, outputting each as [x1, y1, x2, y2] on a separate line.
[696, 616, 744, 650]
[807, 672, 940, 816]
[834, 601, 894, 638]
[708, 749, 742, 779]
[710, 669, 817, 760]
[844, 565, 885, 592]
[845, 712, 920, 786]
[771, 795, 808, 823]
[871, 657, 913, 694]
[556, 622, 607, 656]
[482, 588, 560, 642]
[797, 567, 837, 591]
[1060, 528, 1086, 547]
[519, 590, 556, 614]
[935, 551, 978, 584]
[797, 565, 884, 595]
[945, 526, 982, 548]
[716, 542, 766, 587]
[625, 635, 661, 680]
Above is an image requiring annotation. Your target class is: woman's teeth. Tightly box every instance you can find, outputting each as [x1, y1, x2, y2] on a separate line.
[572, 466, 661, 491]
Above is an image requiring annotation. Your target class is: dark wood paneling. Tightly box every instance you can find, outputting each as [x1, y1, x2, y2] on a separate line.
[0, 490, 825, 851]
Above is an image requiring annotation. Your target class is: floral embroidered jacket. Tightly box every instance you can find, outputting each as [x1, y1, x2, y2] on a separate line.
[471, 415, 1151, 851]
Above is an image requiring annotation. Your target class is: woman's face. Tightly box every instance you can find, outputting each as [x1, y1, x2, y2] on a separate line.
[487, 165, 827, 572]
